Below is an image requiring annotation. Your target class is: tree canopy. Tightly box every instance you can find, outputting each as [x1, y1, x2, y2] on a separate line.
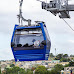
[54, 64, 64, 71]
[64, 61, 74, 67]
[63, 54, 68, 58]
[49, 53, 54, 57]
[5, 67, 26, 74]
[55, 54, 63, 60]
[35, 66, 47, 74]
[10, 64, 15, 67]
[0, 67, 1, 74]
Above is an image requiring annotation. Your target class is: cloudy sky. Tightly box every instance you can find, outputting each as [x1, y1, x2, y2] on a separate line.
[0, 0, 74, 60]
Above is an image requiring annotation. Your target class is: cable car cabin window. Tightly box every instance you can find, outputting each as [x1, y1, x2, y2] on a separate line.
[44, 27, 51, 50]
[12, 28, 44, 50]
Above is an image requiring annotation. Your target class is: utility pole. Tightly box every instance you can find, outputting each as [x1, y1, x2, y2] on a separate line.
[55, 48, 56, 57]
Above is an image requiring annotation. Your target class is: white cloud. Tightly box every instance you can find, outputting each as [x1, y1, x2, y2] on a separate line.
[68, 40, 74, 43]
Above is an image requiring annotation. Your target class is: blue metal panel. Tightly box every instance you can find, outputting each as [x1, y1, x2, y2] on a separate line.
[16, 58, 45, 61]
[11, 25, 18, 42]
[14, 49, 44, 55]
[15, 54, 44, 60]
[43, 26, 51, 60]
[39, 23, 46, 60]
[11, 25, 19, 61]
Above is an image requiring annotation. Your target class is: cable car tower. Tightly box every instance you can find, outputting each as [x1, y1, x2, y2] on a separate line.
[37, 0, 74, 18]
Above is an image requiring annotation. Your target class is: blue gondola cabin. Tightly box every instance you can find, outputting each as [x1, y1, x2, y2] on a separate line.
[11, 22, 51, 61]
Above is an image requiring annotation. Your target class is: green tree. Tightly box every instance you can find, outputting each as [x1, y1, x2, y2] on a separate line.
[49, 64, 64, 74]
[0, 67, 1, 74]
[5, 66, 26, 74]
[47, 68, 61, 74]
[63, 54, 68, 58]
[35, 66, 47, 74]
[69, 61, 74, 66]
[60, 58, 70, 62]
[54, 64, 64, 71]
[49, 53, 54, 57]
[46, 70, 51, 74]
[64, 64, 69, 67]
[26, 69, 33, 74]
[55, 54, 63, 60]
[31, 67, 36, 71]
[51, 69, 59, 74]
[64, 61, 74, 67]
[10, 64, 15, 67]
[70, 55, 74, 57]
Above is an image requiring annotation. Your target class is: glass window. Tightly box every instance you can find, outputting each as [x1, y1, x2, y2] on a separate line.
[44, 27, 51, 50]
[12, 28, 44, 50]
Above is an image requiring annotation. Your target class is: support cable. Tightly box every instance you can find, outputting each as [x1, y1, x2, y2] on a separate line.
[62, 18, 74, 31]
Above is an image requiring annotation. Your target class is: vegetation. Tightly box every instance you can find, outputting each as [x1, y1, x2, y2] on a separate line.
[3, 66, 33, 74]
[70, 55, 74, 57]
[5, 67, 26, 74]
[0, 67, 1, 74]
[55, 54, 63, 60]
[46, 64, 63, 74]
[54, 64, 64, 71]
[10, 64, 15, 67]
[35, 64, 64, 74]
[35, 66, 47, 74]
[54, 53, 71, 62]
[1, 53, 74, 74]
[64, 61, 74, 67]
[26, 69, 33, 74]
[69, 61, 74, 66]
[49, 53, 54, 57]
[1, 63, 65, 74]
[49, 53, 74, 62]
[60, 58, 70, 62]
[31, 67, 36, 71]
[63, 54, 68, 57]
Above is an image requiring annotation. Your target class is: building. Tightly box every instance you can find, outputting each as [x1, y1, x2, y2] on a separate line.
[1, 64, 7, 73]
[61, 67, 74, 74]
[48, 62, 69, 69]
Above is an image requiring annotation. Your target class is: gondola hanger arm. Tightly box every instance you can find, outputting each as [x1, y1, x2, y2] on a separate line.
[18, 0, 31, 26]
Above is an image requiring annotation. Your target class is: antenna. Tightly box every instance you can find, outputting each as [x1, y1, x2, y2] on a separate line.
[37, 0, 74, 18]
[55, 48, 56, 57]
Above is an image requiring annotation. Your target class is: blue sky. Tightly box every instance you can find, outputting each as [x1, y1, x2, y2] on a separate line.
[0, 0, 74, 60]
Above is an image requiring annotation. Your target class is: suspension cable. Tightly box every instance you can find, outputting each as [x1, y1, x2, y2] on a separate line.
[62, 18, 74, 32]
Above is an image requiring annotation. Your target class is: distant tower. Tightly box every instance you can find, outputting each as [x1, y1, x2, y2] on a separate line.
[55, 48, 56, 57]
